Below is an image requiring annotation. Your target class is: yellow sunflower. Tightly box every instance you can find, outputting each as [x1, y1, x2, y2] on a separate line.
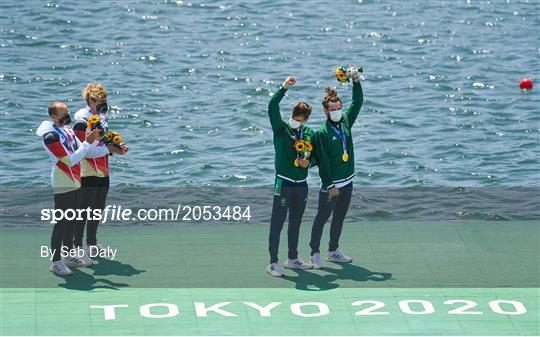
[112, 135, 122, 144]
[335, 67, 348, 83]
[294, 141, 305, 152]
[87, 115, 100, 129]
[304, 141, 313, 152]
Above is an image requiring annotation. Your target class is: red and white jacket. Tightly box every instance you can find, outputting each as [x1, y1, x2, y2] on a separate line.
[73, 107, 111, 178]
[36, 121, 95, 194]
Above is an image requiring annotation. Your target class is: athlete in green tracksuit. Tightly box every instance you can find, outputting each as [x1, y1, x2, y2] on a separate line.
[309, 67, 364, 269]
[266, 76, 317, 277]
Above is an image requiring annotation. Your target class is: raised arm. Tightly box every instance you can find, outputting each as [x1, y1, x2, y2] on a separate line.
[268, 76, 296, 132]
[344, 68, 364, 127]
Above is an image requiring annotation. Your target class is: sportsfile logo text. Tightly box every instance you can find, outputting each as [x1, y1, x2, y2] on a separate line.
[40, 204, 252, 224]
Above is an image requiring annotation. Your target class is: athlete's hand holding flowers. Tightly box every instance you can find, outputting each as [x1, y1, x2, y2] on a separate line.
[348, 66, 360, 82]
[85, 128, 100, 144]
[106, 143, 128, 155]
[293, 139, 313, 168]
[117, 143, 129, 154]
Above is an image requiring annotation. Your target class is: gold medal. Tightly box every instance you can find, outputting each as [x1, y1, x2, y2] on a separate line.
[342, 152, 349, 162]
[294, 158, 299, 167]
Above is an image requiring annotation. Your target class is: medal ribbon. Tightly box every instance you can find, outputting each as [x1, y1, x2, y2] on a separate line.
[288, 125, 304, 161]
[330, 122, 347, 157]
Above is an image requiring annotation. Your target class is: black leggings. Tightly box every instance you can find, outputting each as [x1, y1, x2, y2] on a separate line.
[268, 179, 308, 264]
[310, 182, 353, 255]
[74, 176, 109, 247]
[51, 189, 81, 261]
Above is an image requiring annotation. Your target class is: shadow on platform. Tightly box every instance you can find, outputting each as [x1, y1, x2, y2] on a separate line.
[282, 262, 393, 291]
[56, 257, 146, 291]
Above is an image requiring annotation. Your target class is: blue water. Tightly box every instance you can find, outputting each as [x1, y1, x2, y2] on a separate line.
[1, 0, 539, 188]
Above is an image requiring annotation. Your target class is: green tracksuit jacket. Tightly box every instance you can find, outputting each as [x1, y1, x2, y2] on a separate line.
[315, 80, 364, 190]
[268, 86, 316, 187]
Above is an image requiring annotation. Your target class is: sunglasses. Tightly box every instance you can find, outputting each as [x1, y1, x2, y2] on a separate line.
[96, 102, 108, 113]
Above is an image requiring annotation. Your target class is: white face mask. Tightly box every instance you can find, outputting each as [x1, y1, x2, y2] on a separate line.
[288, 116, 302, 129]
[329, 109, 343, 122]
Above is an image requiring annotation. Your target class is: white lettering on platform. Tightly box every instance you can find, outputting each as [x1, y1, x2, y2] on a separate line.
[87, 299, 529, 321]
[90, 304, 129, 320]
[194, 302, 237, 317]
[290, 302, 330, 317]
[243, 302, 281, 317]
[140, 303, 179, 318]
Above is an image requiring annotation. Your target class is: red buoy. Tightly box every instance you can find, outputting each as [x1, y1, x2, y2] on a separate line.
[520, 78, 533, 90]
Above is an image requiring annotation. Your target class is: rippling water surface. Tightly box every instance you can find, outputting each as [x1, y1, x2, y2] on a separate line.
[1, 0, 539, 189]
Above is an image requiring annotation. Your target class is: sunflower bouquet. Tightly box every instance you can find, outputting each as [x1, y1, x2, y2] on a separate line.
[86, 115, 101, 130]
[335, 66, 363, 83]
[293, 140, 313, 167]
[86, 115, 124, 148]
[103, 131, 122, 145]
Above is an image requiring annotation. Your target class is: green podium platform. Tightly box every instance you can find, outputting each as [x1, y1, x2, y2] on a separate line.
[1, 221, 538, 335]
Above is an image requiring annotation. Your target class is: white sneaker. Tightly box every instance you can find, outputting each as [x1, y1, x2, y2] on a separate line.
[284, 258, 312, 270]
[63, 255, 86, 268]
[266, 263, 284, 277]
[79, 248, 95, 266]
[49, 260, 73, 276]
[326, 249, 353, 263]
[310, 253, 324, 269]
